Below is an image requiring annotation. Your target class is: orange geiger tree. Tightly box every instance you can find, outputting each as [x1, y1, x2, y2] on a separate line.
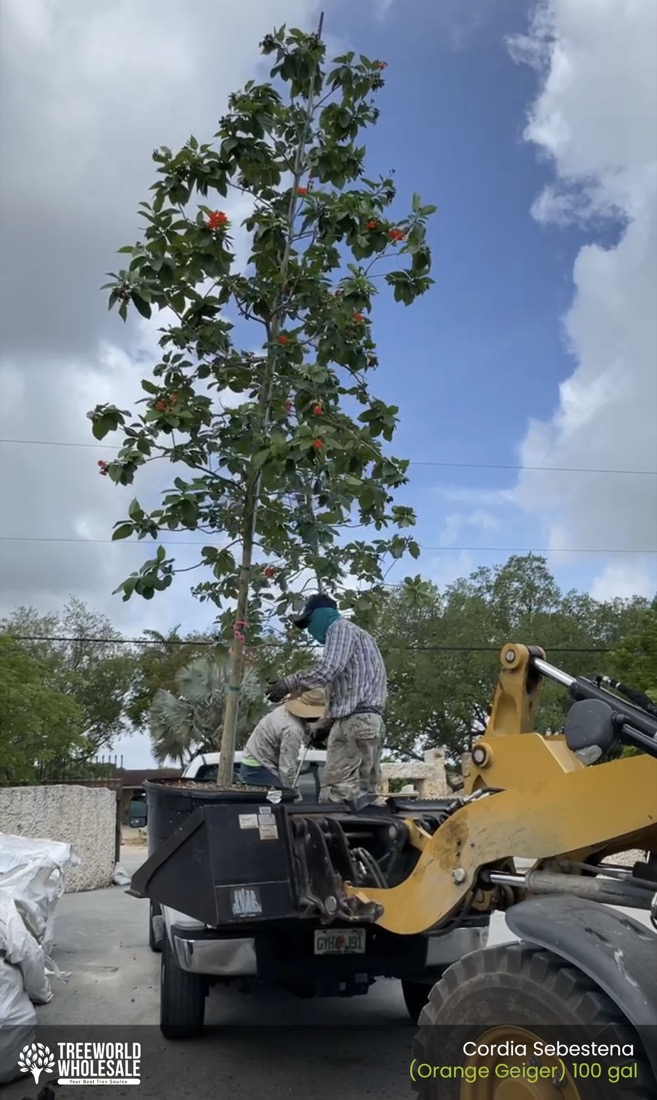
[89, 22, 436, 784]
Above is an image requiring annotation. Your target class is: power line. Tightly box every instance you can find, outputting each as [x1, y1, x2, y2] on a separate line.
[0, 437, 655, 477]
[0, 534, 654, 554]
[4, 634, 615, 654]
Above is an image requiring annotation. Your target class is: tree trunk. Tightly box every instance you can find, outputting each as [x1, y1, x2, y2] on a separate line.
[216, 483, 258, 787]
[215, 17, 323, 788]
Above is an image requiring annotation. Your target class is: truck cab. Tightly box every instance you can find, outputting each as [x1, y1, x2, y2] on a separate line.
[181, 748, 328, 802]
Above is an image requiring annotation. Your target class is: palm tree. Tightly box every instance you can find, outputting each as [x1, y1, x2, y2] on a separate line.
[149, 656, 267, 766]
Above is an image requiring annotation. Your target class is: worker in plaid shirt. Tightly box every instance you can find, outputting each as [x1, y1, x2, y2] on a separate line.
[266, 594, 387, 803]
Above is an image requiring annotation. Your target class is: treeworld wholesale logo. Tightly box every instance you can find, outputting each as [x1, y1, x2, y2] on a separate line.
[18, 1041, 141, 1086]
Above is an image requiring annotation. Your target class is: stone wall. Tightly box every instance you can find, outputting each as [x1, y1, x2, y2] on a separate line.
[380, 749, 449, 799]
[0, 785, 117, 892]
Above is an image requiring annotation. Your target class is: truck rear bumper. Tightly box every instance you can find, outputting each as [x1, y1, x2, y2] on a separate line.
[173, 933, 257, 976]
[163, 905, 488, 979]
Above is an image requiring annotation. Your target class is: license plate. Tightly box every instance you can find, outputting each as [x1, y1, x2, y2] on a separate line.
[314, 929, 366, 955]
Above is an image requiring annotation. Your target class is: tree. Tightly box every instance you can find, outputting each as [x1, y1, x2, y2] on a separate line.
[608, 595, 657, 700]
[149, 656, 267, 765]
[0, 636, 86, 783]
[127, 626, 216, 729]
[371, 555, 651, 764]
[89, 23, 436, 784]
[0, 598, 137, 759]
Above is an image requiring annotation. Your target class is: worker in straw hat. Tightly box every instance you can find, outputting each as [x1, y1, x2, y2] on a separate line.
[239, 688, 327, 790]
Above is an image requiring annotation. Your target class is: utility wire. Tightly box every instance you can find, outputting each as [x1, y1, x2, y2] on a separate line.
[0, 437, 655, 477]
[0, 534, 653, 554]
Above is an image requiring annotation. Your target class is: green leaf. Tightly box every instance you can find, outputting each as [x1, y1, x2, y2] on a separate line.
[131, 292, 152, 319]
[91, 417, 110, 441]
[112, 523, 134, 541]
[252, 450, 271, 470]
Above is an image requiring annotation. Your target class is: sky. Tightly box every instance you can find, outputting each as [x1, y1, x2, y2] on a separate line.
[1, 0, 656, 766]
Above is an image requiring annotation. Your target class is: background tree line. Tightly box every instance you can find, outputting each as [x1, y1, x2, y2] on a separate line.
[1, 555, 655, 781]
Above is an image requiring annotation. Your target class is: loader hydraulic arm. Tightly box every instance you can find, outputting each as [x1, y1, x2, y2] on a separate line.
[342, 643, 657, 936]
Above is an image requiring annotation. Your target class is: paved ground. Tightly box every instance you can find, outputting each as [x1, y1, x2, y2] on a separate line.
[5, 847, 653, 1100]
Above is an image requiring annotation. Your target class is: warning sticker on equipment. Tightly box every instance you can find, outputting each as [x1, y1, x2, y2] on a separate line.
[238, 814, 258, 829]
[258, 822, 278, 840]
[231, 887, 262, 917]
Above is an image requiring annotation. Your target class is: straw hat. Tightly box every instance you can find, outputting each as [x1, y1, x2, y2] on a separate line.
[284, 688, 327, 720]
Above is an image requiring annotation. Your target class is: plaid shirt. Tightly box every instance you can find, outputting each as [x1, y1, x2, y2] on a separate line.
[283, 618, 387, 719]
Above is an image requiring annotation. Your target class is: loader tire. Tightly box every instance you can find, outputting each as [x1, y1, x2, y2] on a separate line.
[411, 943, 655, 1100]
[160, 931, 206, 1039]
[149, 901, 163, 953]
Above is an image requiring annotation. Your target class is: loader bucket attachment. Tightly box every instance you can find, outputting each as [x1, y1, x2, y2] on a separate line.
[129, 802, 300, 927]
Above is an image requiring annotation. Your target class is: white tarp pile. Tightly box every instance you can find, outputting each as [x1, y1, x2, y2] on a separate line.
[0, 833, 80, 1085]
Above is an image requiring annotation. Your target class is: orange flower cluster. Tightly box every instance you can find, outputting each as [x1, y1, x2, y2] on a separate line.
[154, 393, 179, 412]
[207, 211, 229, 229]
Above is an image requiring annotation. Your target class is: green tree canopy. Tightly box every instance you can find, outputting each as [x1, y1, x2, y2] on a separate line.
[371, 555, 650, 763]
[0, 598, 137, 759]
[149, 656, 267, 765]
[0, 635, 86, 783]
[608, 595, 657, 700]
[89, 23, 436, 783]
[127, 626, 216, 730]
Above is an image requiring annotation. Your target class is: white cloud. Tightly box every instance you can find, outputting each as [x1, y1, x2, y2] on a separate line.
[442, 508, 499, 545]
[508, 0, 657, 598]
[424, 550, 476, 592]
[590, 559, 657, 604]
[432, 486, 515, 508]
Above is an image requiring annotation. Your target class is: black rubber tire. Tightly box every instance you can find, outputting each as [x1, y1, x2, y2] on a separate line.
[148, 901, 163, 953]
[402, 979, 438, 1024]
[160, 931, 206, 1039]
[411, 943, 656, 1100]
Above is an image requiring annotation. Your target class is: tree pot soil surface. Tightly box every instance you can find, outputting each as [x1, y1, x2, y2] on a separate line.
[145, 778, 297, 800]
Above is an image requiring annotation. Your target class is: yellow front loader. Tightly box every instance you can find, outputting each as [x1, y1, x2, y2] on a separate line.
[347, 644, 657, 1098]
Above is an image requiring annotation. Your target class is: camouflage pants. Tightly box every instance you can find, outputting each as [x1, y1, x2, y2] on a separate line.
[319, 712, 385, 803]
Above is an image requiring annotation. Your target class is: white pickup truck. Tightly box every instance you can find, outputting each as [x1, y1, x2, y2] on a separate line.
[181, 747, 328, 801]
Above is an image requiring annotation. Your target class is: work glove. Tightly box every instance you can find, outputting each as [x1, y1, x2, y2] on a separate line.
[266, 678, 289, 703]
